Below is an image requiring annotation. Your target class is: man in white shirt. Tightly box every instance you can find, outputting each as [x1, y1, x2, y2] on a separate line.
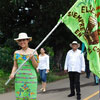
[64, 41, 85, 100]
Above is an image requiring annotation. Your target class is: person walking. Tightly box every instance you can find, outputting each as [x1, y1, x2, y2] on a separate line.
[37, 48, 49, 92]
[64, 41, 85, 100]
[9, 32, 39, 100]
[84, 51, 91, 78]
[94, 74, 99, 85]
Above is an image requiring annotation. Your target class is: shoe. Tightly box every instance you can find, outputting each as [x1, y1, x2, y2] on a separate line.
[77, 95, 81, 100]
[43, 88, 46, 92]
[68, 93, 75, 97]
[77, 98, 81, 100]
[86, 76, 90, 79]
[77, 99, 81, 100]
[95, 83, 98, 85]
[40, 88, 43, 91]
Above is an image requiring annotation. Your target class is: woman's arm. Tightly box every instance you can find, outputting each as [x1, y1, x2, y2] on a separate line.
[31, 56, 38, 68]
[29, 52, 39, 68]
[29, 49, 39, 68]
[46, 55, 50, 73]
[9, 60, 18, 79]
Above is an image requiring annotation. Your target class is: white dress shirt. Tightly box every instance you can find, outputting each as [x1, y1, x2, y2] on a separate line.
[64, 49, 85, 73]
[38, 54, 49, 70]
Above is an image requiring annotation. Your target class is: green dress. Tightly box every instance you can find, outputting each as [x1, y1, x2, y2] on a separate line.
[14, 53, 39, 100]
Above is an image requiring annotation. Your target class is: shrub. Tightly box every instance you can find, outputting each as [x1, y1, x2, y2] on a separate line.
[0, 47, 13, 71]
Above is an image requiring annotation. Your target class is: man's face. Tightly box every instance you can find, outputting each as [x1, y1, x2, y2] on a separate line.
[72, 44, 78, 51]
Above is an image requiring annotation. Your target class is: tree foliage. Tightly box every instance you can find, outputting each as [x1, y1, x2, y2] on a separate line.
[0, 0, 79, 70]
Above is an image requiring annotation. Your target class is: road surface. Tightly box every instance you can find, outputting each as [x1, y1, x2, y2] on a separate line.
[0, 74, 100, 100]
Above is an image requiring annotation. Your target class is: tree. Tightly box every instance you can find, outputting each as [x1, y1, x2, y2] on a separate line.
[0, 0, 79, 71]
[38, 0, 78, 70]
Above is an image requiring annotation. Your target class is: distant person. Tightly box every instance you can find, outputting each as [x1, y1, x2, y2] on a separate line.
[84, 51, 91, 78]
[94, 74, 99, 85]
[64, 41, 85, 100]
[9, 33, 39, 100]
[37, 48, 50, 92]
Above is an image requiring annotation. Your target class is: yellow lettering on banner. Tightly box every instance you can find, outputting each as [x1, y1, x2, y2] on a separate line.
[80, 27, 85, 31]
[88, 46, 100, 55]
[88, 48, 92, 54]
[73, 12, 78, 18]
[97, 48, 100, 53]
[75, 29, 83, 37]
[68, 12, 71, 16]
[81, 6, 85, 13]
[93, 46, 97, 51]
[80, 21, 84, 27]
[67, 11, 85, 32]
[77, 33, 82, 37]
[77, 15, 82, 22]
[75, 29, 80, 34]
[81, 5, 95, 14]
[93, 46, 100, 53]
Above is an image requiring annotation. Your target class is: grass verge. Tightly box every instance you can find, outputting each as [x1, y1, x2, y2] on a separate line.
[0, 70, 68, 94]
[38, 71, 68, 83]
[0, 71, 14, 94]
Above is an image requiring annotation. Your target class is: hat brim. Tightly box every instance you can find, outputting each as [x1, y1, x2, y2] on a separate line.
[14, 37, 32, 42]
[70, 43, 80, 48]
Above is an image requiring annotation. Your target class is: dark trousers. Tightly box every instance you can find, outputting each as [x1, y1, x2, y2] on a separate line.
[69, 72, 81, 96]
[85, 65, 91, 78]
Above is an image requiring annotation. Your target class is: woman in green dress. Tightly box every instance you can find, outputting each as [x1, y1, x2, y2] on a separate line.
[9, 32, 39, 100]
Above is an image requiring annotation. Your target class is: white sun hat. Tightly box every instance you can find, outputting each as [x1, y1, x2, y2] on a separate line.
[70, 41, 80, 48]
[14, 32, 32, 42]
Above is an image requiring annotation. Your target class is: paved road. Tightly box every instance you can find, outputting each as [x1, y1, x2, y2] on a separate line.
[0, 74, 100, 100]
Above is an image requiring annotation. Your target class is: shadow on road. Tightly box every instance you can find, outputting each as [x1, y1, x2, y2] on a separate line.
[38, 82, 94, 94]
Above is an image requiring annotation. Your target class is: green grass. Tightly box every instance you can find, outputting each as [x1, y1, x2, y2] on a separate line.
[47, 71, 68, 82]
[0, 71, 14, 94]
[0, 70, 68, 94]
[38, 71, 68, 83]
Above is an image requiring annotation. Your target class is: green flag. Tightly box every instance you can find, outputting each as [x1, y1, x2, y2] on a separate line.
[96, 0, 100, 37]
[61, 0, 100, 77]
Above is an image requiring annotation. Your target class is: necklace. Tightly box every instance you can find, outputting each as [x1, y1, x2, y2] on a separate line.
[21, 47, 29, 53]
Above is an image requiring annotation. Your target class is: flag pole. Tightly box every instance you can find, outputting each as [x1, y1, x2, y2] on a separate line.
[5, 20, 62, 86]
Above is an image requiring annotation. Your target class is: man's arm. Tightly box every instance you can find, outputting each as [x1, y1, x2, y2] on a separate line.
[81, 53, 85, 72]
[64, 52, 69, 72]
